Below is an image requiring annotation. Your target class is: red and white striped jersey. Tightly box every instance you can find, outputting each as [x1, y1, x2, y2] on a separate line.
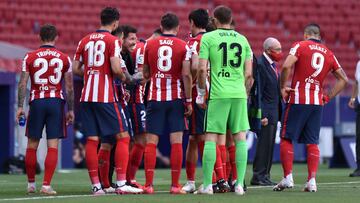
[130, 41, 146, 104]
[287, 39, 341, 105]
[74, 30, 121, 103]
[115, 60, 129, 109]
[144, 34, 192, 102]
[22, 45, 71, 102]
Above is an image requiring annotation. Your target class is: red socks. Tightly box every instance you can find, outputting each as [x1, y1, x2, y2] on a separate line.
[228, 145, 237, 180]
[214, 145, 224, 181]
[127, 143, 145, 182]
[144, 143, 157, 186]
[85, 139, 100, 184]
[98, 149, 111, 188]
[25, 148, 37, 183]
[198, 140, 205, 160]
[186, 161, 196, 181]
[307, 144, 320, 180]
[115, 137, 130, 182]
[218, 145, 227, 178]
[280, 138, 294, 178]
[171, 143, 183, 187]
[43, 148, 58, 186]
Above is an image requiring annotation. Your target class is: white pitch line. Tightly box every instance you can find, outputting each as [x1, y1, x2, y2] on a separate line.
[1, 181, 360, 202]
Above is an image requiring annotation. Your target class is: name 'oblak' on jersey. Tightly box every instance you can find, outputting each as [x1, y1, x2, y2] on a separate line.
[287, 40, 341, 105]
[144, 35, 192, 102]
[23, 46, 72, 102]
[74, 30, 121, 103]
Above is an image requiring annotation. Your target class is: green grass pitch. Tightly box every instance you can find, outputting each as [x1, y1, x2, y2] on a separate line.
[0, 164, 359, 203]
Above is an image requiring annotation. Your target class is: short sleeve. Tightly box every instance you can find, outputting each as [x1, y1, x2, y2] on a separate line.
[66, 56, 72, 73]
[355, 61, 360, 82]
[332, 55, 341, 72]
[143, 42, 149, 65]
[109, 39, 121, 58]
[199, 35, 210, 60]
[22, 54, 29, 72]
[136, 46, 145, 69]
[289, 42, 301, 57]
[74, 40, 83, 61]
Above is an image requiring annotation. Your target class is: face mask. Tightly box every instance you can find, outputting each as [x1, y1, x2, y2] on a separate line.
[270, 50, 283, 62]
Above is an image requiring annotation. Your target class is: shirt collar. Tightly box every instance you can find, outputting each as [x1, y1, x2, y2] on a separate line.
[40, 45, 55, 48]
[263, 52, 274, 65]
[96, 29, 110, 33]
[308, 38, 321, 43]
[161, 34, 176, 37]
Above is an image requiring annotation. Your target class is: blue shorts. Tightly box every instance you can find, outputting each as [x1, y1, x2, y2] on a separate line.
[188, 102, 205, 135]
[146, 100, 185, 136]
[128, 103, 146, 135]
[123, 104, 134, 137]
[26, 98, 66, 140]
[281, 104, 323, 144]
[80, 102, 128, 142]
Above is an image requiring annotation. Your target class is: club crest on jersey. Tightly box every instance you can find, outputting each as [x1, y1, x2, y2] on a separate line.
[218, 69, 231, 78]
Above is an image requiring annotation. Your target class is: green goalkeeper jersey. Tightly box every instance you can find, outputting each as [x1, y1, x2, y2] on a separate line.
[199, 28, 252, 99]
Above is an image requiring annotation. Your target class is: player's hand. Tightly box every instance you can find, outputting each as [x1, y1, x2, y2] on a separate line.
[66, 111, 75, 125]
[16, 107, 26, 124]
[124, 90, 131, 102]
[196, 95, 207, 109]
[281, 87, 294, 101]
[261, 117, 268, 126]
[322, 94, 330, 105]
[184, 102, 193, 117]
[348, 98, 356, 109]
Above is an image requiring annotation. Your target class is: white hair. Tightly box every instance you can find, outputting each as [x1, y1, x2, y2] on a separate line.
[263, 37, 280, 51]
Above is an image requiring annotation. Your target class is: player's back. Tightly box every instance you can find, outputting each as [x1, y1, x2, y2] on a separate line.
[145, 34, 190, 102]
[74, 30, 121, 103]
[288, 39, 341, 105]
[199, 29, 252, 99]
[24, 45, 71, 102]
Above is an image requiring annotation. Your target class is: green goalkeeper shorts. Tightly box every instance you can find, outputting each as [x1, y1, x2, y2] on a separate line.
[205, 98, 249, 135]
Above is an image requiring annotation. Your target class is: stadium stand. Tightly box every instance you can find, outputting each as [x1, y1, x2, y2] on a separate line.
[0, 0, 358, 79]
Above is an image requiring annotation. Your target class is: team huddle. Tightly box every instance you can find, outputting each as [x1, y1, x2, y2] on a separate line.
[16, 5, 348, 196]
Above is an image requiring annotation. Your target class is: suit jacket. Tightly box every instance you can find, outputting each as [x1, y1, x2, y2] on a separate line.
[257, 54, 282, 125]
[249, 55, 262, 134]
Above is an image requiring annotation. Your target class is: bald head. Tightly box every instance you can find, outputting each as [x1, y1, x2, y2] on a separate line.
[263, 37, 281, 51]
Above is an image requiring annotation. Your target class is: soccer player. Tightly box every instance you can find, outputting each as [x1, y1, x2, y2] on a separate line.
[126, 29, 162, 188]
[16, 24, 74, 195]
[142, 13, 193, 194]
[273, 23, 348, 192]
[197, 6, 253, 195]
[72, 7, 142, 195]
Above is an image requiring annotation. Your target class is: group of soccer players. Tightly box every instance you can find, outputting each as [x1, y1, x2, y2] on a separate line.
[16, 4, 348, 196]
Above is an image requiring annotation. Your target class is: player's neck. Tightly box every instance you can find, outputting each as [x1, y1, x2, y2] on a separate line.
[41, 42, 55, 47]
[192, 28, 206, 36]
[98, 26, 112, 33]
[216, 24, 231, 30]
[162, 30, 177, 36]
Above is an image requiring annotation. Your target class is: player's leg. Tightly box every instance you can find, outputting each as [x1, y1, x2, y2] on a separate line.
[40, 138, 59, 195]
[168, 99, 186, 194]
[25, 99, 45, 194]
[301, 105, 323, 192]
[98, 141, 113, 193]
[214, 135, 230, 193]
[200, 99, 230, 194]
[226, 131, 238, 190]
[274, 104, 308, 191]
[127, 104, 146, 188]
[143, 101, 165, 194]
[228, 98, 250, 195]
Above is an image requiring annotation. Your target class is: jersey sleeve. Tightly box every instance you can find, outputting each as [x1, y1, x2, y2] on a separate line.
[74, 40, 83, 62]
[331, 54, 341, 72]
[289, 42, 301, 58]
[109, 39, 121, 58]
[183, 44, 192, 61]
[136, 46, 145, 69]
[21, 54, 29, 72]
[143, 42, 149, 66]
[199, 35, 210, 60]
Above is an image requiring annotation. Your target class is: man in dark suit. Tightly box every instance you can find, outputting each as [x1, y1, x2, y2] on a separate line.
[251, 37, 283, 186]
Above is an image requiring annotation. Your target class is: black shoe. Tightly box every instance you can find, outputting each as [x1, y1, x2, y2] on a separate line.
[264, 177, 277, 186]
[216, 179, 231, 193]
[243, 180, 247, 191]
[229, 180, 247, 192]
[250, 176, 270, 186]
[349, 169, 360, 177]
[212, 183, 220, 193]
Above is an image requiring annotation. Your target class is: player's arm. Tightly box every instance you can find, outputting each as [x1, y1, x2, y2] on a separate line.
[142, 43, 150, 81]
[327, 68, 348, 101]
[182, 59, 193, 117]
[191, 52, 199, 79]
[280, 54, 297, 99]
[349, 80, 358, 108]
[244, 58, 253, 95]
[64, 71, 75, 125]
[72, 60, 84, 77]
[16, 55, 30, 123]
